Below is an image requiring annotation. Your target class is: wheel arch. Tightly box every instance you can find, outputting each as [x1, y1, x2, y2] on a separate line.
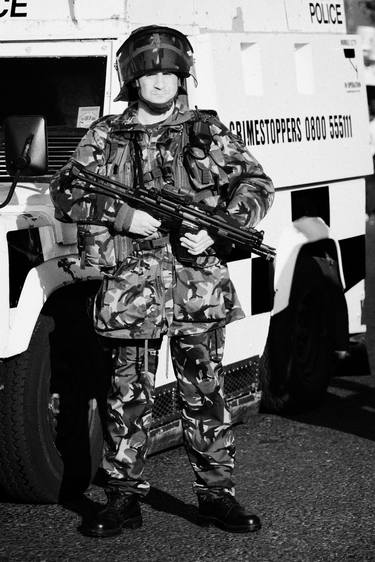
[1, 256, 101, 358]
[261, 219, 350, 413]
[272, 216, 345, 316]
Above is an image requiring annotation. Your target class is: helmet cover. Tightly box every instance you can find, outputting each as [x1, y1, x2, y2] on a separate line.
[114, 25, 197, 102]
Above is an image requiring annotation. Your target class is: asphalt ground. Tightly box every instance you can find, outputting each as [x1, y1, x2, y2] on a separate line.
[1, 367, 375, 562]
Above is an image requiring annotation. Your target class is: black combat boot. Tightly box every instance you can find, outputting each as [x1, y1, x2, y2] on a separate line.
[197, 493, 261, 533]
[79, 490, 142, 538]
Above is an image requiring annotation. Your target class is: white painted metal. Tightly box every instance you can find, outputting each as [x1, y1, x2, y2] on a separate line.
[188, 32, 373, 187]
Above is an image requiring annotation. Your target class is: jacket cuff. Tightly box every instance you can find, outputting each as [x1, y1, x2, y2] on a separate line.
[114, 203, 135, 232]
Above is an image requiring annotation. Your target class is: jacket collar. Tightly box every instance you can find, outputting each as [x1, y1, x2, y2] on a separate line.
[110, 99, 194, 132]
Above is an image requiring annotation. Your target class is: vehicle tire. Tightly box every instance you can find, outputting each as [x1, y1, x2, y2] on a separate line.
[260, 240, 349, 413]
[0, 282, 109, 503]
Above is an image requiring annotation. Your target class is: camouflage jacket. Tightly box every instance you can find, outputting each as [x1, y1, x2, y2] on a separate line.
[50, 101, 274, 338]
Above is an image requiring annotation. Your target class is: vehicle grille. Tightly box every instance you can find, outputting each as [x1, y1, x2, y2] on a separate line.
[151, 357, 259, 429]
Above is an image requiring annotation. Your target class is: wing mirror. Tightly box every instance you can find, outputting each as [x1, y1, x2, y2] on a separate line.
[4, 115, 48, 176]
[1, 115, 48, 208]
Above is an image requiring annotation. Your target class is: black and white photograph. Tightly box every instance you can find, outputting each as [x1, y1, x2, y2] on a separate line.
[0, 1, 375, 560]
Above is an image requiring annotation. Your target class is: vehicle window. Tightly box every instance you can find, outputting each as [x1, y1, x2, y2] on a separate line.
[0, 56, 107, 180]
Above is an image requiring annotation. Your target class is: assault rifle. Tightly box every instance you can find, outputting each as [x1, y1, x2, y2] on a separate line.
[69, 162, 276, 262]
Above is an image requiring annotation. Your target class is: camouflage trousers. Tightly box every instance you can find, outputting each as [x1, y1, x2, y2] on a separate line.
[101, 328, 236, 497]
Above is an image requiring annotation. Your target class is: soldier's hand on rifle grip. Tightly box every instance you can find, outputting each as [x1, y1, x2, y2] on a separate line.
[180, 229, 214, 255]
[127, 208, 161, 237]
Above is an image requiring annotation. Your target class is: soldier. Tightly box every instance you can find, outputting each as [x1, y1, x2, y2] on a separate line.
[50, 25, 274, 537]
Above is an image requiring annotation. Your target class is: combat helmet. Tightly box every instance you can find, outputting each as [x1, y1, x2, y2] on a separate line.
[114, 25, 197, 102]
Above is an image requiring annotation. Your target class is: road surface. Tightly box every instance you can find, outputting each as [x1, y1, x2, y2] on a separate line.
[1, 367, 374, 561]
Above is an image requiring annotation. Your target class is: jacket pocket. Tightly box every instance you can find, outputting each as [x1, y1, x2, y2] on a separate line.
[94, 255, 163, 336]
[78, 224, 116, 269]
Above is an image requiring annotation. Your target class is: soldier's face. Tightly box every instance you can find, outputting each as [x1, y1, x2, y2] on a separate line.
[137, 72, 179, 104]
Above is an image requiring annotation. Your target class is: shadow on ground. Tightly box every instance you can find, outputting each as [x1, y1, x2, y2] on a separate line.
[141, 486, 198, 524]
[280, 373, 375, 442]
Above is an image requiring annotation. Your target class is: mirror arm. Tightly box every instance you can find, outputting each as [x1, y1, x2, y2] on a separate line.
[0, 134, 34, 209]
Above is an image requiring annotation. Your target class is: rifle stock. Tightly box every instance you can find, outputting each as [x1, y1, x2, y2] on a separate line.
[69, 162, 276, 262]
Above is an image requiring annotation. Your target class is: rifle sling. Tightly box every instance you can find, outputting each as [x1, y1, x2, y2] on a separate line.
[132, 134, 146, 192]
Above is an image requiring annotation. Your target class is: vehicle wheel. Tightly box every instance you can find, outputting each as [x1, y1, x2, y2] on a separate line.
[0, 282, 108, 503]
[285, 281, 335, 408]
[261, 240, 348, 413]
